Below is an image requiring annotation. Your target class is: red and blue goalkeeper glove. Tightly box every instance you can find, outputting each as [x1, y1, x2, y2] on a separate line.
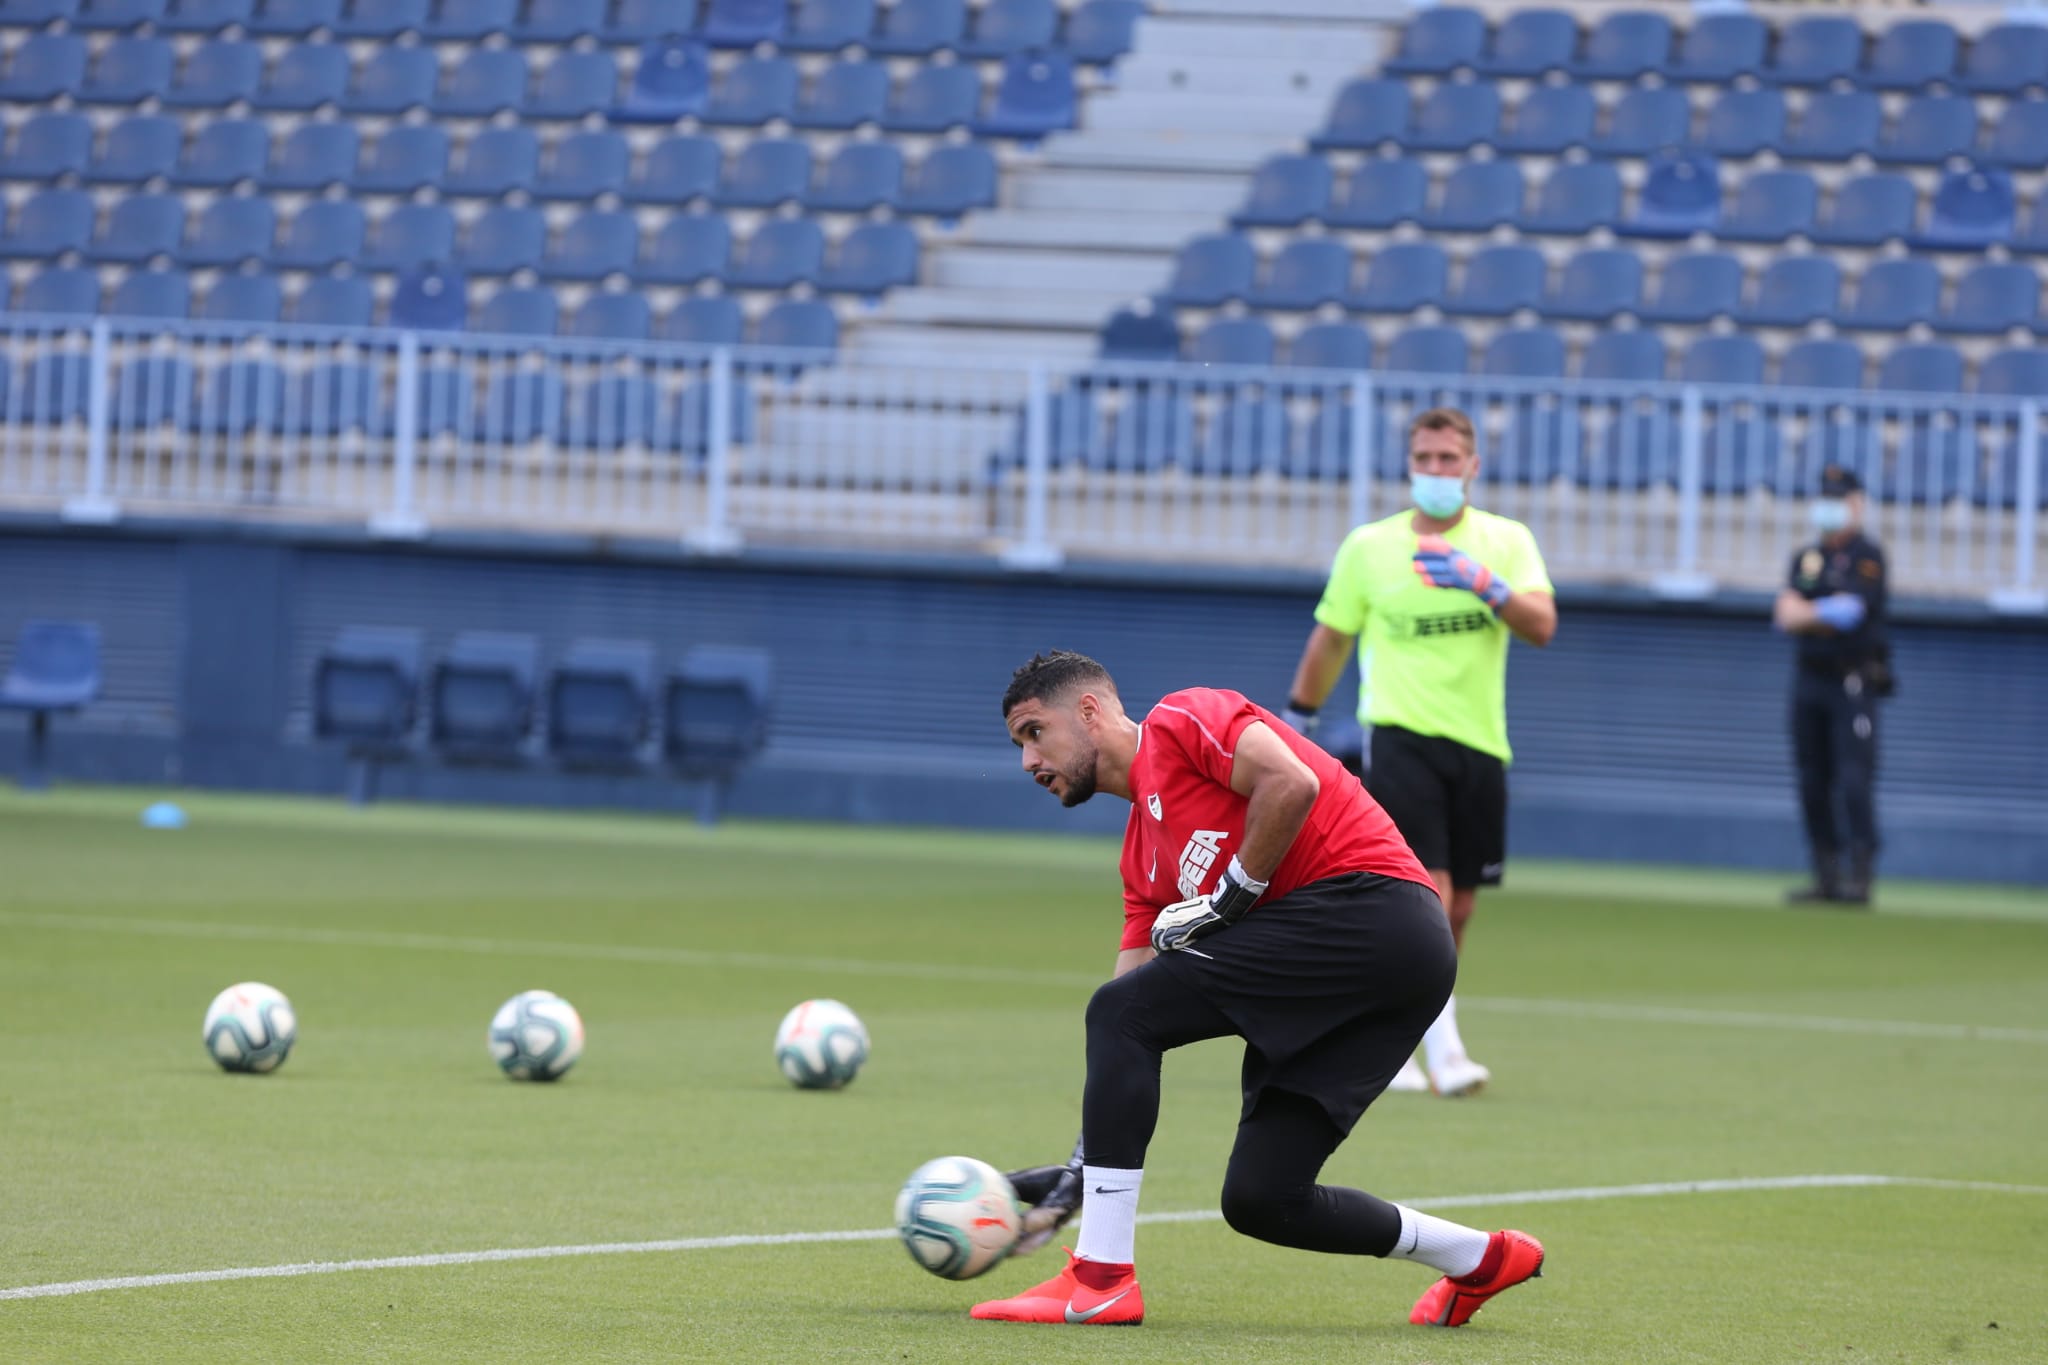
[1413, 534, 1511, 611]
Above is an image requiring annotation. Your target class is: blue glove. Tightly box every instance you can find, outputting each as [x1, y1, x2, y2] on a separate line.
[1280, 703, 1319, 736]
[1413, 535, 1512, 611]
[1814, 593, 1866, 632]
[1150, 856, 1267, 954]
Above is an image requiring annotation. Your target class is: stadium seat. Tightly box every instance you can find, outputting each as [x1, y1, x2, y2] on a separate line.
[1344, 241, 1447, 313]
[1066, 0, 1143, 65]
[1959, 22, 2048, 95]
[180, 197, 275, 267]
[1287, 322, 1372, 372]
[560, 373, 658, 447]
[805, 142, 903, 212]
[1618, 151, 1720, 239]
[546, 640, 654, 765]
[611, 37, 710, 123]
[18, 351, 94, 421]
[1161, 233, 1255, 309]
[0, 113, 90, 182]
[1734, 256, 1840, 327]
[0, 189, 92, 259]
[0, 620, 101, 790]
[1718, 169, 1819, 242]
[1876, 96, 1979, 166]
[1859, 18, 1959, 90]
[443, 127, 537, 198]
[0, 34, 85, 101]
[271, 200, 366, 270]
[455, 205, 546, 276]
[703, 55, 798, 125]
[1572, 10, 1672, 79]
[1680, 334, 1765, 387]
[111, 355, 193, 423]
[1637, 250, 1742, 324]
[160, 0, 249, 28]
[1587, 86, 1690, 158]
[0, 0, 75, 20]
[1878, 342, 1964, 393]
[625, 135, 720, 204]
[1384, 325, 1467, 376]
[292, 275, 373, 328]
[163, 39, 260, 108]
[363, 202, 456, 271]
[880, 64, 980, 133]
[334, 0, 425, 34]
[755, 298, 839, 352]
[1779, 339, 1865, 390]
[247, 0, 337, 34]
[1442, 244, 1545, 317]
[19, 266, 99, 316]
[78, 37, 172, 105]
[86, 115, 180, 184]
[250, 44, 347, 111]
[1978, 347, 2048, 396]
[1838, 257, 1941, 330]
[703, 0, 786, 46]
[1541, 248, 1643, 321]
[1578, 330, 1665, 383]
[260, 122, 358, 191]
[74, 0, 163, 28]
[286, 358, 378, 430]
[1186, 316, 1275, 368]
[560, 291, 650, 341]
[313, 627, 421, 764]
[1095, 388, 1190, 472]
[1232, 155, 1333, 228]
[662, 647, 773, 814]
[1913, 167, 2015, 251]
[1419, 160, 1523, 232]
[1935, 262, 2039, 335]
[390, 264, 465, 331]
[171, 120, 267, 188]
[477, 369, 566, 443]
[1517, 160, 1622, 235]
[897, 143, 996, 218]
[2013, 199, 2048, 256]
[636, 213, 731, 286]
[514, 0, 598, 40]
[433, 49, 525, 117]
[1248, 239, 1350, 311]
[532, 129, 629, 201]
[1492, 84, 1594, 155]
[817, 220, 919, 296]
[1482, 325, 1566, 378]
[1668, 11, 1767, 81]
[868, 0, 964, 55]
[1382, 5, 1484, 75]
[1193, 395, 1286, 477]
[658, 295, 744, 346]
[1309, 78, 1408, 151]
[540, 210, 637, 282]
[422, 0, 512, 38]
[1762, 16, 1862, 87]
[1403, 82, 1499, 153]
[725, 218, 825, 289]
[976, 51, 1078, 139]
[352, 125, 449, 195]
[1098, 307, 1177, 362]
[713, 139, 811, 209]
[1476, 8, 1576, 77]
[1811, 173, 1915, 247]
[1700, 88, 1786, 159]
[340, 46, 436, 115]
[784, 0, 874, 52]
[959, 0, 1055, 58]
[430, 633, 537, 762]
[792, 60, 888, 130]
[1980, 101, 2048, 169]
[192, 358, 285, 431]
[1324, 157, 1427, 229]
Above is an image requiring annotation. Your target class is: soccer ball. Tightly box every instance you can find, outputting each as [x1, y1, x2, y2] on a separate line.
[488, 990, 584, 1081]
[895, 1156, 1022, 1280]
[202, 982, 296, 1074]
[773, 998, 868, 1089]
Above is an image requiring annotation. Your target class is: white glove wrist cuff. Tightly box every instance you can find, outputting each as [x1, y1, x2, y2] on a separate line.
[1225, 855, 1269, 896]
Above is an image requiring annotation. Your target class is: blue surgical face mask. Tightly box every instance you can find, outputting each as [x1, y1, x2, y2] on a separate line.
[1411, 472, 1468, 519]
[1810, 498, 1850, 533]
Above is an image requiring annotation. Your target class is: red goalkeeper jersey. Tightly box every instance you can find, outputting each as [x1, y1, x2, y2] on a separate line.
[1116, 687, 1435, 950]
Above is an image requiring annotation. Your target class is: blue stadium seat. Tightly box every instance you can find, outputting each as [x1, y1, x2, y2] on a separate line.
[713, 138, 811, 208]
[636, 213, 731, 285]
[976, 51, 1078, 139]
[340, 46, 436, 115]
[18, 351, 93, 421]
[179, 197, 275, 267]
[1419, 160, 1523, 232]
[784, 0, 874, 52]
[0, 0, 75, 22]
[272, 200, 365, 270]
[805, 142, 903, 212]
[1382, 5, 1484, 76]
[880, 64, 980, 132]
[160, 0, 250, 29]
[1859, 19, 1958, 90]
[246, 0, 336, 34]
[604, 0, 678, 41]
[1384, 325, 1468, 375]
[897, 143, 996, 218]
[1572, 9, 1672, 79]
[455, 205, 546, 275]
[390, 264, 465, 331]
[1718, 169, 1819, 242]
[1978, 101, 2048, 169]
[0, 619, 103, 788]
[1492, 84, 1594, 155]
[1186, 316, 1275, 368]
[1618, 151, 1719, 239]
[703, 0, 786, 47]
[192, 359, 285, 432]
[87, 194, 182, 263]
[164, 39, 261, 108]
[1811, 172, 1915, 247]
[1095, 388, 1190, 472]
[1097, 307, 1177, 362]
[250, 44, 347, 111]
[1324, 157, 1427, 229]
[473, 286, 558, 337]
[560, 291, 651, 341]
[422, 0, 511, 38]
[1403, 82, 1499, 152]
[312, 627, 420, 757]
[292, 275, 373, 328]
[1344, 241, 1447, 313]
[426, 632, 536, 759]
[1231, 154, 1332, 228]
[559, 373, 657, 447]
[478, 368, 565, 440]
[611, 37, 710, 123]
[1637, 250, 1742, 324]
[0, 113, 90, 181]
[1935, 262, 2039, 335]
[0, 34, 85, 101]
[959, 0, 1056, 59]
[540, 210, 637, 281]
[868, 0, 964, 55]
[1779, 339, 1865, 390]
[704, 55, 800, 125]
[1913, 167, 2015, 251]
[625, 134, 720, 204]
[352, 125, 449, 195]
[1515, 161, 1618, 237]
[1734, 256, 1840, 327]
[111, 356, 193, 424]
[1067, 0, 1142, 64]
[755, 298, 839, 351]
[171, 119, 267, 188]
[444, 127, 537, 197]
[1309, 78, 1408, 151]
[74, 0, 163, 27]
[1442, 244, 1545, 317]
[1161, 233, 1255, 308]
[262, 122, 358, 191]
[514, 0, 598, 40]
[1288, 322, 1372, 372]
[1839, 258, 1940, 331]
[1483, 325, 1566, 377]
[1476, 8, 1576, 77]
[433, 49, 525, 117]
[0, 189, 92, 259]
[1876, 95, 1979, 166]
[1542, 247, 1643, 321]
[1700, 88, 1785, 159]
[1978, 347, 2048, 396]
[1959, 22, 2048, 95]
[363, 202, 456, 270]
[1668, 12, 1767, 81]
[78, 37, 172, 105]
[85, 114, 180, 184]
[1877, 342, 1964, 393]
[818, 220, 919, 296]
[725, 218, 825, 289]
[533, 129, 629, 200]
[334, 0, 424, 34]
[19, 266, 99, 316]
[1762, 16, 1862, 87]
[1578, 330, 1665, 382]
[1680, 335, 1764, 387]
[1587, 86, 1690, 158]
[398, 363, 473, 436]
[792, 60, 888, 129]
[658, 295, 744, 346]
[2013, 199, 2048, 256]
[1194, 396, 1287, 476]
[1248, 239, 1350, 311]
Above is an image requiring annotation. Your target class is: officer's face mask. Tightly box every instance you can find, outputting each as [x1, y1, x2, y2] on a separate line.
[1411, 473, 1468, 519]
[1810, 498, 1851, 533]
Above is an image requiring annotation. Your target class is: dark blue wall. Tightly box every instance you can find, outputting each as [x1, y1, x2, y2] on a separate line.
[3, 522, 2044, 882]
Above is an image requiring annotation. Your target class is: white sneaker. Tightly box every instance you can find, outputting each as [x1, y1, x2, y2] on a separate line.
[1387, 1056, 1430, 1093]
[1428, 1055, 1491, 1098]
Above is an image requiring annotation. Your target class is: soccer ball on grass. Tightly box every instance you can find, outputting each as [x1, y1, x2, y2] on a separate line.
[202, 981, 297, 1074]
[489, 989, 584, 1081]
[774, 998, 869, 1090]
[895, 1155, 1022, 1280]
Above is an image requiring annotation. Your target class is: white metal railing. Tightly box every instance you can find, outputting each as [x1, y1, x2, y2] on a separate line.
[0, 314, 2041, 607]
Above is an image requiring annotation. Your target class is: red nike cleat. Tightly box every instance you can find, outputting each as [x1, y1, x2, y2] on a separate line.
[1409, 1229, 1544, 1327]
[969, 1250, 1145, 1325]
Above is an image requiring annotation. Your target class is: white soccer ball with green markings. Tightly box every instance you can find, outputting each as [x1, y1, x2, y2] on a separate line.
[202, 981, 297, 1074]
[489, 990, 584, 1081]
[895, 1156, 1022, 1280]
[774, 998, 869, 1090]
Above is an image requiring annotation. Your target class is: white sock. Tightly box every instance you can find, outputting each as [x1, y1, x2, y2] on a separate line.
[1073, 1166, 1143, 1265]
[1387, 1205, 1490, 1278]
[1421, 994, 1469, 1074]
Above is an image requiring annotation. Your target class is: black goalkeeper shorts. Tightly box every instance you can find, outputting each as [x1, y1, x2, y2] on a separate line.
[1369, 724, 1508, 889]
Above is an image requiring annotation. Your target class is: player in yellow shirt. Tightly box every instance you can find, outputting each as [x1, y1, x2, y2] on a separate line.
[1283, 408, 1557, 1097]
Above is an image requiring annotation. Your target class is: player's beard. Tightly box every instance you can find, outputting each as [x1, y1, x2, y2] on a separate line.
[1054, 743, 1099, 807]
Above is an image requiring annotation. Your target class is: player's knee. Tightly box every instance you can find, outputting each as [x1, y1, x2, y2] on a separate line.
[1084, 973, 1138, 1042]
[1218, 1168, 1300, 1242]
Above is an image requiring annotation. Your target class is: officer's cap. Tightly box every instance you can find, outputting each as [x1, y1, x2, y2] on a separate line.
[1819, 465, 1864, 497]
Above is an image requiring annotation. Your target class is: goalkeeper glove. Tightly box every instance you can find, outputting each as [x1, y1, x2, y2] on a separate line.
[1412, 534, 1511, 611]
[1005, 1133, 1083, 1256]
[1150, 855, 1267, 954]
[1280, 700, 1320, 736]
[1813, 593, 1867, 632]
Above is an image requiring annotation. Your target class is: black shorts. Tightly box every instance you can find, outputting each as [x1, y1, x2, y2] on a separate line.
[1368, 724, 1507, 889]
[1150, 872, 1456, 1134]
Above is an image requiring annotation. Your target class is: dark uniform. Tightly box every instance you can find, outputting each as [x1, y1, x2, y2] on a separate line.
[1785, 468, 1891, 905]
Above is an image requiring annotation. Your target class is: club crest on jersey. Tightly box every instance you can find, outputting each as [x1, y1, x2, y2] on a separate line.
[1177, 829, 1228, 899]
[1147, 793, 1162, 820]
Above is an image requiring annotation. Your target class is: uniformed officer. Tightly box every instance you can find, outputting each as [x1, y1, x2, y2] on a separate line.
[1772, 465, 1892, 906]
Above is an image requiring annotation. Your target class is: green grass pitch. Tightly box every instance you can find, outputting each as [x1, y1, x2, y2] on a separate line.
[2, 788, 2045, 1363]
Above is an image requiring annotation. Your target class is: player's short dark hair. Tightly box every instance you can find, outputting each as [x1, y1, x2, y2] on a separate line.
[1408, 407, 1476, 454]
[1002, 651, 1117, 717]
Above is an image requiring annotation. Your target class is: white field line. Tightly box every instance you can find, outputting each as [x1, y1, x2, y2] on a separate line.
[4, 1174, 2043, 1304]
[7, 909, 2048, 1046]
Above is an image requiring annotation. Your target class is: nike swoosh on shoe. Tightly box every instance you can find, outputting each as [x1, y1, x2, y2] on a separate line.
[1063, 1288, 1133, 1324]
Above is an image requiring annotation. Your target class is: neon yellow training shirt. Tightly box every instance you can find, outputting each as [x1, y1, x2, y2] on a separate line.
[1313, 507, 1553, 763]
